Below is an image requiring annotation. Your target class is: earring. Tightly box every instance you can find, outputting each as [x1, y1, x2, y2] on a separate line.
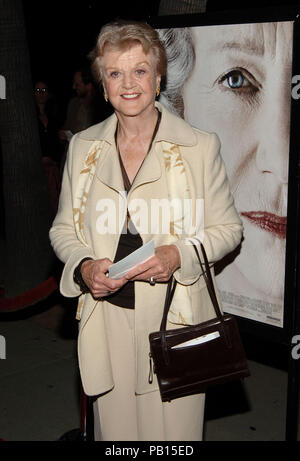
[156, 86, 160, 97]
[103, 89, 108, 102]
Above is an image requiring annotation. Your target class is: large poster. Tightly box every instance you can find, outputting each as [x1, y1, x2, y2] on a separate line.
[157, 19, 294, 328]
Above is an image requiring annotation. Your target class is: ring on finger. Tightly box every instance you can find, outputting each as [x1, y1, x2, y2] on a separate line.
[149, 276, 156, 286]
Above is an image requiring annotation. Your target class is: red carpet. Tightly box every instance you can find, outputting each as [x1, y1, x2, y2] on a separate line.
[0, 276, 58, 312]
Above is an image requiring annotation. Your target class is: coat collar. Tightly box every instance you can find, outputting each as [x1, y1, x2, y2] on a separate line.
[77, 101, 197, 147]
[76, 102, 197, 193]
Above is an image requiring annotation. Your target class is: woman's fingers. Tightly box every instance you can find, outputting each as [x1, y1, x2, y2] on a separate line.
[81, 258, 127, 297]
[79, 245, 181, 294]
[125, 245, 181, 283]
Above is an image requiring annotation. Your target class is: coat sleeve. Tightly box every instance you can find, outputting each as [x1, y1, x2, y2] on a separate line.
[173, 132, 243, 285]
[49, 135, 96, 297]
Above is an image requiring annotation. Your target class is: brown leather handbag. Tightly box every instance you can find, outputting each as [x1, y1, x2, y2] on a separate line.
[149, 243, 250, 402]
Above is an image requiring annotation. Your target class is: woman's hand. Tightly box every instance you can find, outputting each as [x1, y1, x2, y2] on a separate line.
[81, 258, 127, 299]
[125, 245, 181, 284]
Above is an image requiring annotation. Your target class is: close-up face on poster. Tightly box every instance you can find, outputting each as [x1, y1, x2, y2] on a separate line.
[158, 20, 293, 328]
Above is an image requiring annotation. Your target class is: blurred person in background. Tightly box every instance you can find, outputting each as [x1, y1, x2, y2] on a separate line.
[34, 79, 61, 214]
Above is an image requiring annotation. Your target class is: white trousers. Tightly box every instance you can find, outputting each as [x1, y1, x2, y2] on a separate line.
[93, 302, 205, 441]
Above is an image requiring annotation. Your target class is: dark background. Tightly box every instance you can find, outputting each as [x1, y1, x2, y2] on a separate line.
[22, 0, 161, 122]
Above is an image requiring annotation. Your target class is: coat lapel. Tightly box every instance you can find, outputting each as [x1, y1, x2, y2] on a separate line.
[130, 145, 162, 194]
[76, 101, 196, 194]
[95, 143, 125, 193]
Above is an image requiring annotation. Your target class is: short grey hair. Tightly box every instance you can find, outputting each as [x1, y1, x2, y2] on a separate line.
[156, 28, 195, 117]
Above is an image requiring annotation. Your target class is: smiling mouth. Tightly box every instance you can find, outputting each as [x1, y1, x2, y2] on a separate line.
[121, 93, 140, 99]
[241, 211, 286, 239]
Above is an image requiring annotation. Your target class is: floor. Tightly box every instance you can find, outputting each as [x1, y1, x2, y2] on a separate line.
[0, 291, 299, 442]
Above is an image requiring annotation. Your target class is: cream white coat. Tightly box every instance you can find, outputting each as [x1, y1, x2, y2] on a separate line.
[49, 102, 243, 396]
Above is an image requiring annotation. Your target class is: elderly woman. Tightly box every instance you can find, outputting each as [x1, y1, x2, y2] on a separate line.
[49, 20, 242, 441]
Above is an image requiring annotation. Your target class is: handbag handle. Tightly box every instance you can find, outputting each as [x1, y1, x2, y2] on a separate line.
[193, 243, 223, 321]
[159, 275, 177, 331]
[160, 243, 223, 332]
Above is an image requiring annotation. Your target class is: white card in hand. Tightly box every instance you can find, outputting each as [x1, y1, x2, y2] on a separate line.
[108, 240, 155, 279]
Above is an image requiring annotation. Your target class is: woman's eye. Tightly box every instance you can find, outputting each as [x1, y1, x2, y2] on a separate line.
[110, 71, 119, 78]
[218, 69, 260, 94]
[136, 69, 146, 75]
[225, 71, 246, 88]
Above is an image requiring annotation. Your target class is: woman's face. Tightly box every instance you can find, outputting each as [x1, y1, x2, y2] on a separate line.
[183, 22, 293, 302]
[34, 81, 49, 105]
[101, 43, 160, 120]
